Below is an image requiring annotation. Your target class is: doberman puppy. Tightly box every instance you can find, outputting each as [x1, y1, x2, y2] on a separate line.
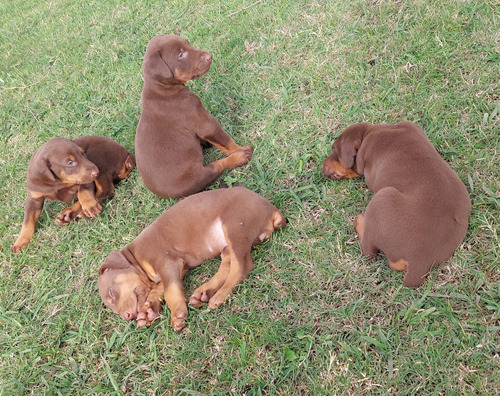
[12, 136, 135, 253]
[135, 35, 253, 198]
[322, 122, 471, 287]
[98, 187, 286, 331]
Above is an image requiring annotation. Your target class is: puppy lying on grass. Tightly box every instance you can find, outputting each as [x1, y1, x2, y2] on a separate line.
[98, 187, 286, 331]
[322, 122, 471, 287]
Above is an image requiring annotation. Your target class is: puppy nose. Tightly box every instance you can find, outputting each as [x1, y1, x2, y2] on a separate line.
[123, 311, 134, 321]
[205, 53, 212, 63]
[90, 169, 99, 178]
[321, 163, 329, 174]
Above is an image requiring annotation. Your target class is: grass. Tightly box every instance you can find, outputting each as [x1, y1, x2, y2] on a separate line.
[0, 0, 498, 394]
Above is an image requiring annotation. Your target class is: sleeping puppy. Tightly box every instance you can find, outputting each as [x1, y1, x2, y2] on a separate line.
[98, 187, 286, 331]
[135, 34, 253, 198]
[322, 122, 471, 287]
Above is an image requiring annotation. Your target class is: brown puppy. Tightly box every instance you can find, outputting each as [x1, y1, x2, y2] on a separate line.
[322, 122, 471, 287]
[98, 187, 286, 331]
[135, 34, 253, 198]
[12, 136, 135, 253]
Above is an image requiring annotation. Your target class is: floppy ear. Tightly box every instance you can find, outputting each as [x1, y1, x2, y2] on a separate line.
[340, 137, 361, 169]
[30, 156, 56, 186]
[143, 50, 174, 81]
[98, 251, 131, 275]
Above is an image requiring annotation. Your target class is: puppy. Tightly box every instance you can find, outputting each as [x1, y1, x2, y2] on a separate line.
[12, 136, 134, 253]
[322, 122, 471, 287]
[135, 34, 253, 198]
[98, 187, 286, 331]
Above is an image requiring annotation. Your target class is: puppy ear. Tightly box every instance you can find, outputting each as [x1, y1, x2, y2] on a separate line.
[339, 123, 370, 169]
[340, 138, 361, 169]
[32, 156, 56, 183]
[144, 50, 174, 81]
[98, 251, 131, 275]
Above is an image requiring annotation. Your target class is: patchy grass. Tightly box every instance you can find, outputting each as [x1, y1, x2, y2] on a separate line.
[0, 0, 498, 394]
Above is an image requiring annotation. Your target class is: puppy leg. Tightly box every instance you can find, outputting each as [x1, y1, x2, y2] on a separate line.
[189, 246, 231, 308]
[354, 213, 366, 239]
[354, 213, 379, 257]
[163, 281, 189, 331]
[179, 150, 253, 196]
[158, 260, 189, 331]
[77, 183, 102, 217]
[12, 195, 44, 253]
[208, 249, 254, 309]
[200, 123, 252, 157]
[206, 224, 255, 309]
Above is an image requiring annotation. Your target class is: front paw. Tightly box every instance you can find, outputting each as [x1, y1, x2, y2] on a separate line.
[230, 146, 253, 167]
[189, 290, 210, 308]
[136, 295, 163, 328]
[137, 305, 160, 328]
[12, 241, 27, 253]
[81, 200, 102, 218]
[56, 208, 80, 225]
[170, 309, 188, 331]
[208, 290, 230, 310]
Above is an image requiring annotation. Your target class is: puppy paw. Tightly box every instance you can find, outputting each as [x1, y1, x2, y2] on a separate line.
[12, 242, 26, 253]
[189, 290, 210, 308]
[81, 201, 102, 218]
[170, 309, 187, 331]
[240, 145, 253, 161]
[55, 208, 80, 225]
[208, 291, 229, 310]
[136, 295, 163, 327]
[137, 306, 159, 328]
[229, 148, 253, 167]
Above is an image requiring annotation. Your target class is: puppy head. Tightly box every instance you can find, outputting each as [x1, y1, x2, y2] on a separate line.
[321, 123, 371, 180]
[143, 34, 212, 84]
[98, 251, 153, 321]
[30, 138, 99, 186]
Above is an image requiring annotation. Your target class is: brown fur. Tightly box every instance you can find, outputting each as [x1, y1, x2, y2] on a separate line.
[322, 122, 471, 287]
[12, 136, 135, 253]
[98, 187, 286, 331]
[135, 34, 253, 198]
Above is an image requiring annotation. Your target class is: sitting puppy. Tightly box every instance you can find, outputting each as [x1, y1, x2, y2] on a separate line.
[12, 136, 135, 253]
[322, 122, 471, 287]
[135, 34, 253, 198]
[98, 187, 286, 331]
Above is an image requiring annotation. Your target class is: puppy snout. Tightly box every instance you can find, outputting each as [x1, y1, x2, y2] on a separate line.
[90, 168, 99, 179]
[122, 311, 135, 321]
[204, 52, 212, 64]
[321, 162, 329, 175]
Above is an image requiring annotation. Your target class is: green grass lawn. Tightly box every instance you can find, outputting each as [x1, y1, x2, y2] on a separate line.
[1, 0, 498, 394]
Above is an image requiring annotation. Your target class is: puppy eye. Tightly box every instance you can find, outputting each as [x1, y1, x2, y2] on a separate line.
[178, 50, 185, 59]
[67, 160, 76, 166]
[108, 289, 116, 300]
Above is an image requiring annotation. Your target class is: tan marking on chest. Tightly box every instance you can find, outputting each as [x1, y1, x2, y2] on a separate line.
[141, 260, 161, 282]
[205, 218, 227, 254]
